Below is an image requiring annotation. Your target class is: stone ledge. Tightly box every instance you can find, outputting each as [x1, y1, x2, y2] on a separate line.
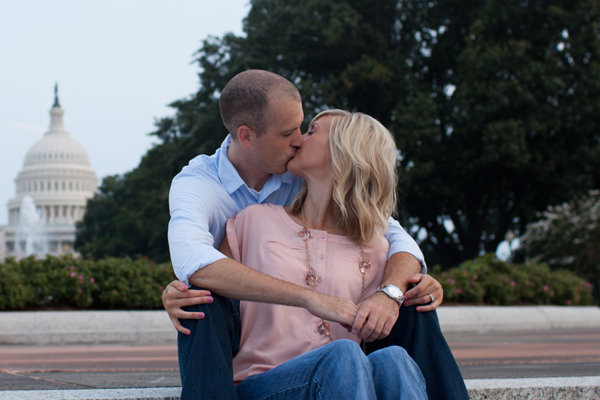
[0, 387, 180, 400]
[466, 376, 600, 400]
[1, 377, 599, 400]
[438, 306, 600, 333]
[1, 306, 599, 345]
[0, 311, 177, 345]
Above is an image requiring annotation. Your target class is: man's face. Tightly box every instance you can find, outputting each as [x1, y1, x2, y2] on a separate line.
[251, 96, 304, 175]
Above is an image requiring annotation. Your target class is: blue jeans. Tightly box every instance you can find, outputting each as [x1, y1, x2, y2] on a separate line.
[236, 340, 427, 400]
[178, 291, 468, 399]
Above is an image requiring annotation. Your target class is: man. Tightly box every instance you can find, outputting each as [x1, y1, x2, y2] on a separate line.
[163, 70, 468, 399]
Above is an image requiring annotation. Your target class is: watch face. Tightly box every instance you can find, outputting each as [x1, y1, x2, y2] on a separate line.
[388, 286, 402, 298]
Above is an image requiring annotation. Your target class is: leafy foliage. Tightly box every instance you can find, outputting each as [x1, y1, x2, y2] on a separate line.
[0, 255, 175, 310]
[75, 0, 600, 269]
[521, 190, 600, 300]
[1, 255, 592, 310]
[430, 254, 595, 305]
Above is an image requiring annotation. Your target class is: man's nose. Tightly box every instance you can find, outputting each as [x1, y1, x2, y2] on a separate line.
[291, 130, 304, 147]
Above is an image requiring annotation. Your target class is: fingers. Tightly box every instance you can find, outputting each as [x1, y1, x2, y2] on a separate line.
[404, 289, 443, 310]
[416, 298, 442, 312]
[416, 290, 443, 311]
[351, 307, 369, 334]
[404, 274, 429, 299]
[165, 280, 189, 294]
[170, 315, 191, 336]
[162, 281, 212, 301]
[168, 310, 206, 335]
[403, 274, 444, 311]
[406, 273, 424, 285]
[353, 311, 394, 342]
[162, 281, 215, 334]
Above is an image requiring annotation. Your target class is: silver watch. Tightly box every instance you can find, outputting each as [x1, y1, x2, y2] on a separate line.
[376, 284, 404, 306]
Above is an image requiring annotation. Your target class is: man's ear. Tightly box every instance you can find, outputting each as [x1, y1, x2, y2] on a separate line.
[236, 125, 255, 149]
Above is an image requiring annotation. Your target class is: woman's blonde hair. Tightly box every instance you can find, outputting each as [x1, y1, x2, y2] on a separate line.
[291, 109, 398, 244]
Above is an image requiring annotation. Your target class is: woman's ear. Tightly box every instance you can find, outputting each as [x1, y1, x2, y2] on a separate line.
[236, 125, 255, 149]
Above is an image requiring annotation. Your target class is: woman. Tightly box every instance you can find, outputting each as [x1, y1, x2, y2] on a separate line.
[219, 110, 427, 399]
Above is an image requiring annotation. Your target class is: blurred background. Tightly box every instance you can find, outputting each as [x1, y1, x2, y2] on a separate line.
[1, 0, 598, 309]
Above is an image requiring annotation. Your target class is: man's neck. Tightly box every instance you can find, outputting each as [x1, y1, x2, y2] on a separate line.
[227, 139, 270, 191]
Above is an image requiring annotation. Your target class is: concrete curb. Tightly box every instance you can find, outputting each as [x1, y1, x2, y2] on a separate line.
[0, 387, 180, 400]
[0, 311, 177, 345]
[1, 306, 599, 345]
[438, 305, 600, 333]
[1, 377, 599, 400]
[466, 376, 600, 400]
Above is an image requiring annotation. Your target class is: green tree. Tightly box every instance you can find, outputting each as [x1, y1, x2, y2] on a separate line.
[76, 0, 600, 269]
[403, 0, 600, 266]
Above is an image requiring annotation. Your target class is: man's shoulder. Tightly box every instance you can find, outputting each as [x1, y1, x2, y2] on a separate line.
[169, 153, 229, 201]
[172, 154, 220, 183]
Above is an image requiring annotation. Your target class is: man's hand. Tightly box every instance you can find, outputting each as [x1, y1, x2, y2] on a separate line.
[403, 274, 443, 312]
[351, 292, 399, 342]
[161, 280, 214, 335]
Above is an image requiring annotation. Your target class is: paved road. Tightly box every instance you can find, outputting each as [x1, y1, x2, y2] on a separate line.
[1, 328, 599, 390]
[445, 329, 600, 379]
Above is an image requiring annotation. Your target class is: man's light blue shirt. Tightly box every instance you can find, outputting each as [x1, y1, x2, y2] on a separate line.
[168, 136, 426, 285]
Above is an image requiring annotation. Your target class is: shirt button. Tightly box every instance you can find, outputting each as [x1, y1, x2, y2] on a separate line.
[319, 254, 325, 260]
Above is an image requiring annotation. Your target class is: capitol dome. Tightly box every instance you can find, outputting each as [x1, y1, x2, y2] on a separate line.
[24, 127, 92, 167]
[3, 85, 98, 258]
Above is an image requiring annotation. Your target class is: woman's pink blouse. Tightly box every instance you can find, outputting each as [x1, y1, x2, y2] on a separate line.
[227, 204, 389, 383]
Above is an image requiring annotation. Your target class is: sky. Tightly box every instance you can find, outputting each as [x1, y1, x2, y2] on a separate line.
[0, 0, 250, 225]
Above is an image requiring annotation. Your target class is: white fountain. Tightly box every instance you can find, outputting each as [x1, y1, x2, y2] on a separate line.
[15, 195, 49, 258]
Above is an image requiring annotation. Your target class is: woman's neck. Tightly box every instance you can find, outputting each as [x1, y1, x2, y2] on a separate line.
[300, 176, 341, 232]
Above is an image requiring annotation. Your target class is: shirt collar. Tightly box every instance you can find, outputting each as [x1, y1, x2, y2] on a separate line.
[217, 135, 246, 195]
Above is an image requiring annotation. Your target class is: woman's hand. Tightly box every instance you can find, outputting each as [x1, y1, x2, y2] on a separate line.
[305, 292, 358, 329]
[161, 280, 214, 335]
[403, 274, 444, 311]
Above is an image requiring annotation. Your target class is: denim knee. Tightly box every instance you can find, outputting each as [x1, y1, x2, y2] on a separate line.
[327, 340, 365, 360]
[369, 345, 410, 364]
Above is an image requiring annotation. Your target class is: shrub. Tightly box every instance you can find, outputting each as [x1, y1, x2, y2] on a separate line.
[0, 260, 35, 310]
[430, 254, 595, 305]
[521, 190, 600, 301]
[0, 256, 175, 310]
[86, 257, 174, 309]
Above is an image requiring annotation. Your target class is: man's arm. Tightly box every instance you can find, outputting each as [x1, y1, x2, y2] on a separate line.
[351, 252, 419, 342]
[351, 218, 443, 342]
[192, 234, 358, 328]
[163, 164, 235, 334]
[163, 231, 360, 334]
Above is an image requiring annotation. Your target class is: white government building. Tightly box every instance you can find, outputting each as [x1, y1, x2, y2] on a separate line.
[0, 86, 98, 261]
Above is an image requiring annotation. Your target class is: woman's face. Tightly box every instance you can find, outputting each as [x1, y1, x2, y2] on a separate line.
[287, 115, 333, 179]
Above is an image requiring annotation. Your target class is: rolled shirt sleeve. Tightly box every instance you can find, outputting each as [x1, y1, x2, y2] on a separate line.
[168, 169, 230, 286]
[385, 217, 427, 274]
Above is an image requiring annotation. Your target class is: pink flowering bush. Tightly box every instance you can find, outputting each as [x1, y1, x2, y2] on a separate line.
[430, 253, 594, 305]
[521, 190, 600, 302]
[0, 255, 175, 310]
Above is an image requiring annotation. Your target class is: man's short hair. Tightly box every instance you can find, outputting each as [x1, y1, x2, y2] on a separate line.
[219, 70, 300, 136]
